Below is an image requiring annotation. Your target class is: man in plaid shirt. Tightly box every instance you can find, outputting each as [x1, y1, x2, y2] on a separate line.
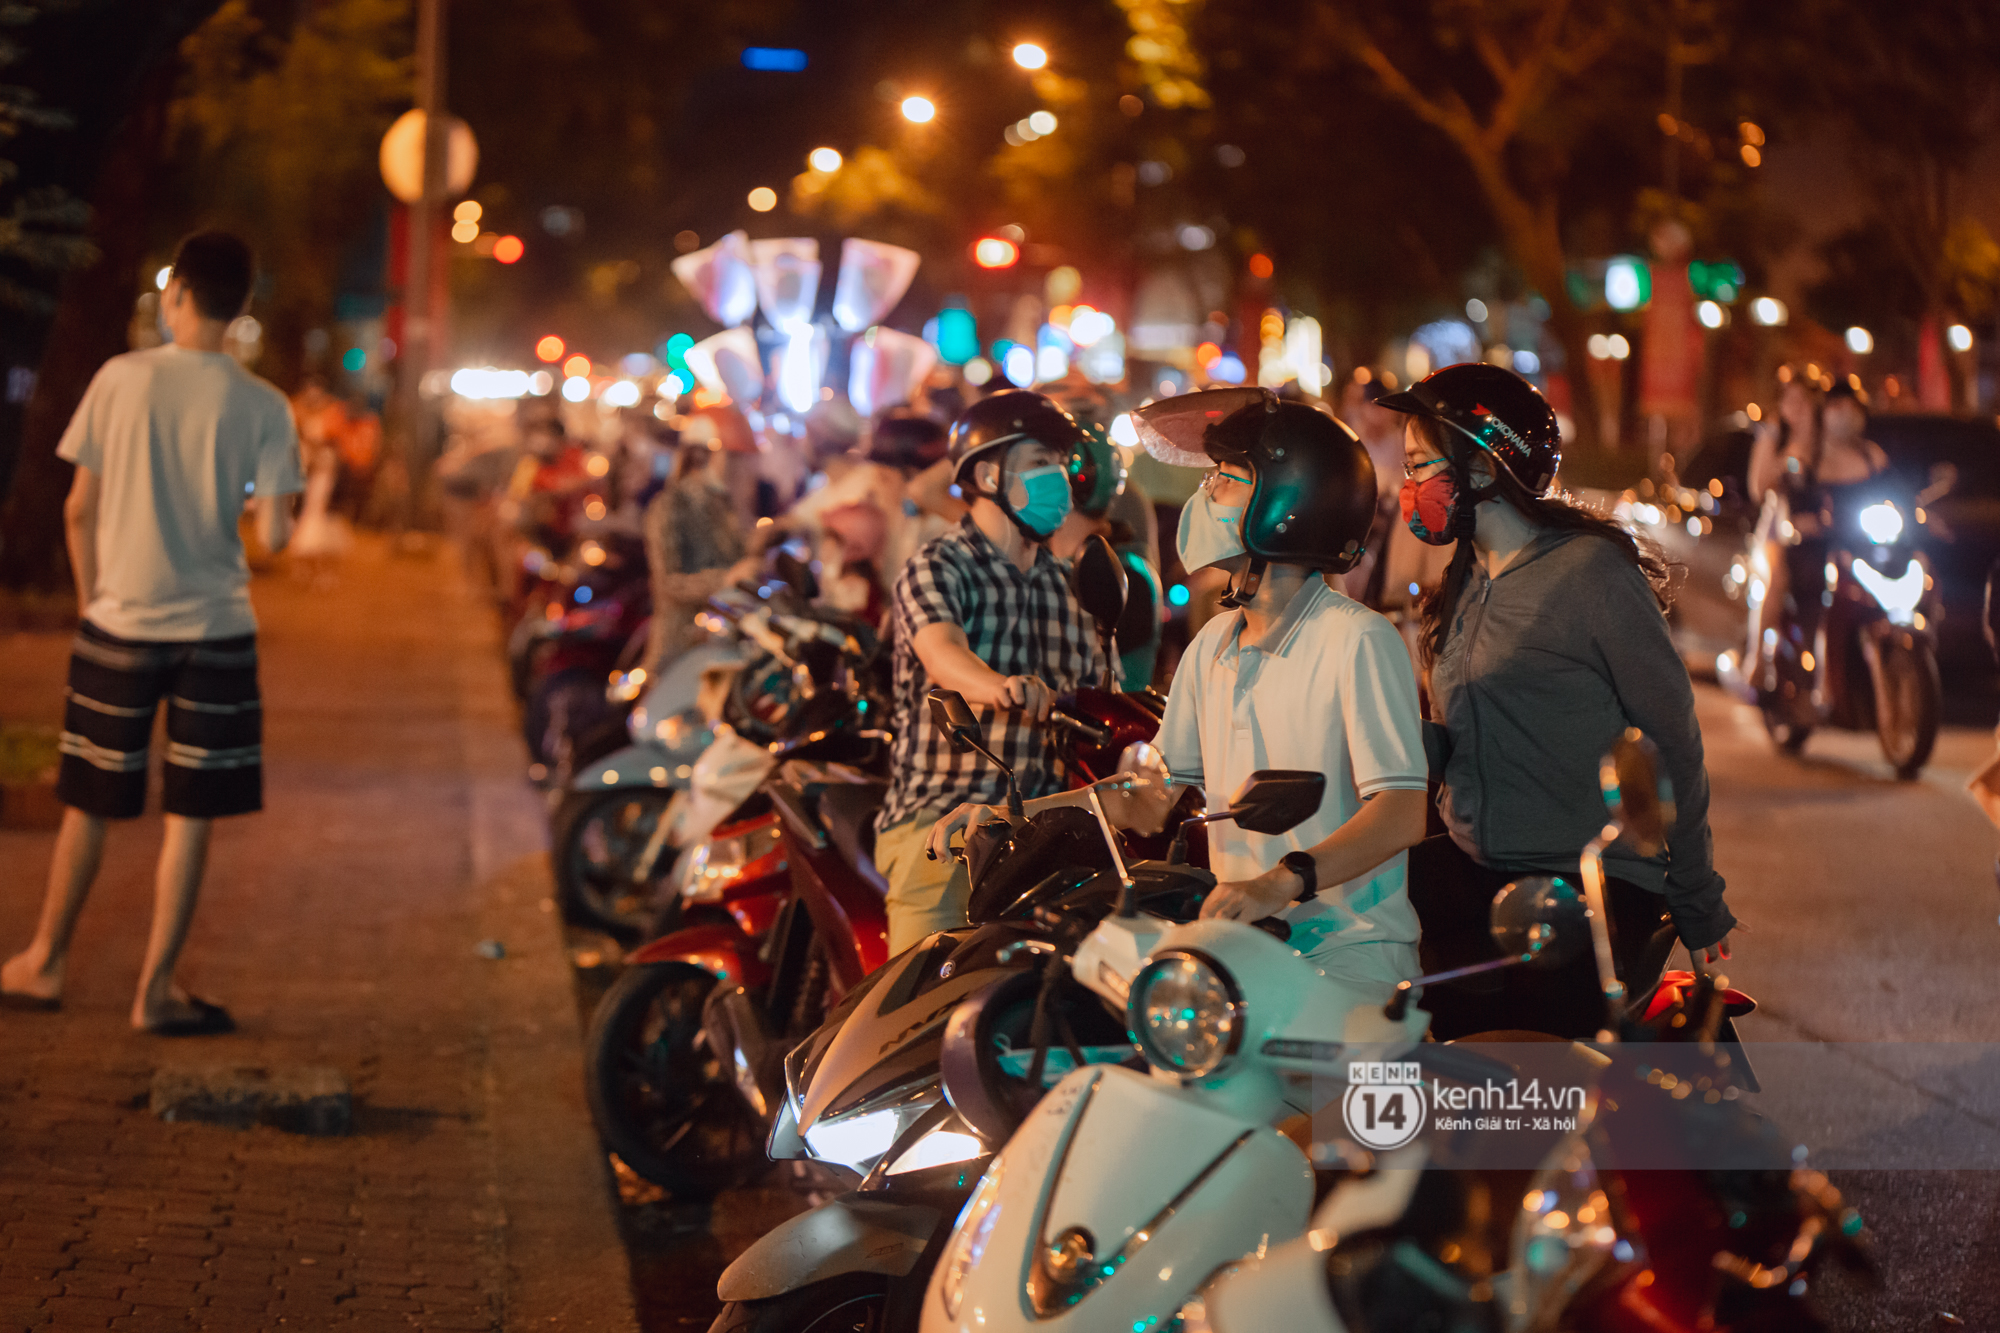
[874, 391, 1105, 954]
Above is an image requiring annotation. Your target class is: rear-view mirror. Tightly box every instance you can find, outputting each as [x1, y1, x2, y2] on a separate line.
[927, 688, 980, 753]
[1224, 769, 1324, 836]
[1600, 730, 1673, 856]
[1489, 876, 1589, 970]
[775, 550, 819, 601]
[1070, 535, 1128, 635]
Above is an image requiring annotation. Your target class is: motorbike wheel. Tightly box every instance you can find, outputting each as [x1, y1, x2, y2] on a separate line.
[1875, 636, 1941, 779]
[524, 666, 605, 767]
[1760, 708, 1812, 755]
[551, 789, 674, 940]
[585, 962, 763, 1199]
[707, 1273, 889, 1333]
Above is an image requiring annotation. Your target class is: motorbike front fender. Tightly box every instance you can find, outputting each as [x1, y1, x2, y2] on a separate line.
[625, 922, 770, 988]
[1202, 1227, 1344, 1333]
[572, 740, 691, 794]
[716, 1193, 941, 1302]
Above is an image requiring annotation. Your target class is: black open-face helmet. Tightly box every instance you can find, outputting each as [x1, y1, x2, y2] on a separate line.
[1378, 363, 1561, 495]
[864, 410, 949, 472]
[1133, 387, 1377, 606]
[946, 389, 1089, 488]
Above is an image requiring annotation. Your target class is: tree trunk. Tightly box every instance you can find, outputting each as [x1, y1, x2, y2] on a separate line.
[0, 77, 172, 589]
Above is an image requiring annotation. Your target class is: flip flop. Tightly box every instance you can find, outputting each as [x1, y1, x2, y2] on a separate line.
[0, 991, 61, 1013]
[143, 996, 235, 1037]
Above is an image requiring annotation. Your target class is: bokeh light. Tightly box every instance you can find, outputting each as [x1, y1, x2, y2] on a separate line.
[563, 355, 591, 378]
[808, 147, 842, 173]
[452, 200, 482, 224]
[747, 186, 778, 212]
[972, 237, 1020, 268]
[536, 335, 565, 363]
[492, 235, 524, 264]
[900, 96, 935, 124]
[1012, 43, 1047, 69]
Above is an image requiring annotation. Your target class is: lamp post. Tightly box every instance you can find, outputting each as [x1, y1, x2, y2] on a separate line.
[396, 0, 448, 531]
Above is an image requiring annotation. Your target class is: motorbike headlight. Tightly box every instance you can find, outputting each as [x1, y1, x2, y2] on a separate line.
[939, 1164, 1005, 1320]
[1857, 501, 1904, 546]
[1850, 555, 1926, 627]
[801, 1101, 934, 1175]
[1126, 950, 1244, 1080]
[888, 1127, 984, 1175]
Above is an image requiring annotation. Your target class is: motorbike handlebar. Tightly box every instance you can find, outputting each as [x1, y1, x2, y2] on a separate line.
[1049, 709, 1112, 748]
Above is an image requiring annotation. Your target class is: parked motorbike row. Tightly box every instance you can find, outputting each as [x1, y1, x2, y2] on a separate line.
[533, 530, 1872, 1332]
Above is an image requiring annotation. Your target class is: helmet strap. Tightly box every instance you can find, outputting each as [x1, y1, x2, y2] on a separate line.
[1219, 557, 1266, 609]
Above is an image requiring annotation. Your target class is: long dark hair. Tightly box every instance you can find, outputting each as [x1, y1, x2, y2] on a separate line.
[1413, 416, 1673, 670]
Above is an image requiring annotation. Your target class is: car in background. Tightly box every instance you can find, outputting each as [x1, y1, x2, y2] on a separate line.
[1625, 414, 2000, 691]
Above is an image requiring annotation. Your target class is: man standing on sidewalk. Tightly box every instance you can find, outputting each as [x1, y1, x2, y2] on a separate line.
[1, 230, 303, 1035]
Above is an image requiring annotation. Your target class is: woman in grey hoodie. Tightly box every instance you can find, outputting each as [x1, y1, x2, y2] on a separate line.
[1378, 364, 1736, 1040]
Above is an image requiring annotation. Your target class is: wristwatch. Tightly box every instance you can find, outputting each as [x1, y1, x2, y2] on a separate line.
[1280, 851, 1318, 902]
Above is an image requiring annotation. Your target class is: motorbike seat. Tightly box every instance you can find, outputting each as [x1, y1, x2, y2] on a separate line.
[811, 781, 891, 896]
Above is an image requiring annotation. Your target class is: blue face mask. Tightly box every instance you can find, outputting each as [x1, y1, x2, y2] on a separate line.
[1176, 488, 1246, 573]
[1005, 463, 1074, 538]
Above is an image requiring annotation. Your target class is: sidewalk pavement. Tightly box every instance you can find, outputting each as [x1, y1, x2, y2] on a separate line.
[0, 536, 638, 1331]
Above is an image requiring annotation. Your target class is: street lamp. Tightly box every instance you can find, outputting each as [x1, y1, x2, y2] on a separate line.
[808, 147, 842, 173]
[901, 95, 936, 123]
[1845, 326, 1874, 355]
[1012, 43, 1047, 69]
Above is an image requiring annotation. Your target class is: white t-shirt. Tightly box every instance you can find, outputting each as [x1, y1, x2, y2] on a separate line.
[1156, 577, 1428, 957]
[58, 345, 304, 641]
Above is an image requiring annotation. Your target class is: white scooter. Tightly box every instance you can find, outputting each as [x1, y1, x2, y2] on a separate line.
[919, 848, 1542, 1333]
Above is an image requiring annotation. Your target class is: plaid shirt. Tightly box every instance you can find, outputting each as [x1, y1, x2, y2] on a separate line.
[879, 517, 1105, 829]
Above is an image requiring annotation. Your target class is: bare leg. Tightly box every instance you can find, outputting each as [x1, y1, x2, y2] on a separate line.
[2, 807, 109, 1001]
[131, 814, 214, 1029]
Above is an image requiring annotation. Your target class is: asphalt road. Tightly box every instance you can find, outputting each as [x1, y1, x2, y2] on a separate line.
[1690, 684, 2000, 1329]
[601, 682, 2000, 1331]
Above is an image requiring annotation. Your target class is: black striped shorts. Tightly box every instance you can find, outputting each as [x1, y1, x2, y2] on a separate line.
[56, 621, 263, 820]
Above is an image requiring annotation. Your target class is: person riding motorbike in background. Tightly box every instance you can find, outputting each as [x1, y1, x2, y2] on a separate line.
[1744, 376, 1888, 718]
[1049, 427, 1164, 690]
[929, 392, 1431, 992]
[638, 412, 762, 681]
[1385, 363, 1736, 1040]
[873, 390, 1106, 955]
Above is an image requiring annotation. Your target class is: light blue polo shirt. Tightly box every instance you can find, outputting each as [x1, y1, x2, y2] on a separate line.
[1156, 577, 1427, 977]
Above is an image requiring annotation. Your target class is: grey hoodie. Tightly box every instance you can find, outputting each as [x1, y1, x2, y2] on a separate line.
[1428, 530, 1735, 950]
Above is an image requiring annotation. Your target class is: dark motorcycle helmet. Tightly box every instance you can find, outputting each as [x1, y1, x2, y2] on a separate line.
[946, 389, 1089, 489]
[1133, 387, 1377, 606]
[1378, 363, 1562, 495]
[864, 410, 949, 472]
[1066, 425, 1126, 518]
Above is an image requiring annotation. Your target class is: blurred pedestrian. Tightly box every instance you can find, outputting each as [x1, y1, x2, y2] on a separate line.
[1, 231, 304, 1034]
[640, 417, 762, 679]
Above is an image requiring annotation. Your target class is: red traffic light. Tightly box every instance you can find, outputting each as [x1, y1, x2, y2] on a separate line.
[972, 237, 1020, 269]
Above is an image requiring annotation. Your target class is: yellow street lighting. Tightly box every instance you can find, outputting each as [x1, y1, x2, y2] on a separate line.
[747, 186, 778, 212]
[1012, 43, 1047, 69]
[900, 95, 936, 124]
[809, 146, 842, 173]
[453, 199, 482, 224]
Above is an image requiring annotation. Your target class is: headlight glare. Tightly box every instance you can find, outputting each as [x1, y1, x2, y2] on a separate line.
[1127, 950, 1244, 1079]
[888, 1128, 984, 1175]
[803, 1107, 902, 1172]
[1857, 501, 1904, 546]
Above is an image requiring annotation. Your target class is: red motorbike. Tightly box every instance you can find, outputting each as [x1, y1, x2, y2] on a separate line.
[584, 539, 1173, 1195]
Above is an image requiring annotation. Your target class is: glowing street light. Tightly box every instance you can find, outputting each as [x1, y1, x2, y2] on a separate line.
[747, 186, 778, 212]
[808, 147, 842, 173]
[1012, 43, 1047, 70]
[1845, 326, 1874, 355]
[1697, 300, 1726, 329]
[1027, 110, 1057, 135]
[901, 95, 936, 124]
[1750, 296, 1788, 327]
[1948, 323, 1974, 352]
[535, 335, 565, 363]
[972, 237, 1020, 269]
[492, 235, 525, 264]
[453, 199, 482, 224]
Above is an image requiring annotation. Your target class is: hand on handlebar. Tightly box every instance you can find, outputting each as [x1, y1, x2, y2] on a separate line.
[962, 672, 1053, 720]
[1694, 926, 1740, 968]
[1198, 867, 1301, 923]
[924, 801, 1010, 862]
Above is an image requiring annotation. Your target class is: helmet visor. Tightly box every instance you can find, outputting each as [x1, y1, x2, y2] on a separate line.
[1131, 388, 1272, 468]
